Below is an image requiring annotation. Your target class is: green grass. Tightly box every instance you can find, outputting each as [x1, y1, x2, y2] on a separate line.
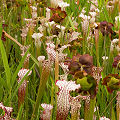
[0, 0, 120, 120]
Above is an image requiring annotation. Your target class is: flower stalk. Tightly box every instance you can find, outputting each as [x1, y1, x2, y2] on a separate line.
[118, 1, 120, 48]
[84, 96, 90, 120]
[31, 60, 50, 120]
[55, 51, 59, 118]
[89, 97, 96, 120]
[95, 28, 99, 67]
[2, 29, 23, 48]
[116, 91, 120, 120]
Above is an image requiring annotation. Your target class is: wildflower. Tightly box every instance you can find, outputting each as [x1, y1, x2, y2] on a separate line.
[30, 6, 37, 11]
[89, 0, 98, 11]
[100, 116, 110, 120]
[100, 21, 113, 36]
[46, 35, 57, 41]
[58, 1, 70, 10]
[102, 74, 120, 93]
[37, 56, 45, 62]
[102, 56, 108, 60]
[115, 16, 120, 26]
[56, 25, 65, 31]
[116, 91, 120, 108]
[111, 38, 119, 43]
[56, 80, 80, 120]
[91, 66, 102, 92]
[20, 45, 31, 67]
[59, 73, 68, 80]
[59, 62, 69, 74]
[18, 68, 32, 79]
[69, 95, 86, 120]
[110, 39, 119, 52]
[69, 31, 80, 42]
[112, 55, 120, 69]
[56, 25, 66, 37]
[49, 7, 67, 23]
[57, 44, 70, 52]
[24, 18, 32, 22]
[21, 27, 29, 40]
[38, 25, 44, 33]
[79, 13, 90, 20]
[0, 102, 13, 119]
[50, 0, 63, 8]
[65, 54, 93, 75]
[45, 21, 55, 27]
[46, 42, 56, 63]
[30, 6, 37, 19]
[81, 19, 89, 35]
[89, 12, 96, 17]
[18, 68, 32, 107]
[107, 1, 114, 12]
[32, 33, 43, 47]
[40, 103, 53, 120]
[46, 8, 51, 20]
[89, 11, 96, 24]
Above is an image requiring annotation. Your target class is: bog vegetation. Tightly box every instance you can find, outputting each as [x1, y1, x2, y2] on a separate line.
[0, 0, 120, 120]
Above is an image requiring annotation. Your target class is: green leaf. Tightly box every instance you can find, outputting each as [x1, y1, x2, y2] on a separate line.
[0, 22, 11, 89]
[30, 54, 39, 67]
[68, 15, 75, 31]
[16, 104, 23, 120]
[76, 77, 93, 91]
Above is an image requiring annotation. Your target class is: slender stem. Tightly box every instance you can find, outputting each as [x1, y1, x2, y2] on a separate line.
[95, 28, 99, 67]
[118, 1, 120, 48]
[31, 62, 50, 120]
[89, 97, 96, 120]
[83, 34, 86, 54]
[117, 91, 120, 120]
[3, 30, 23, 48]
[25, 81, 28, 120]
[55, 52, 59, 118]
[71, 112, 78, 120]
[50, 84, 54, 120]
[84, 100, 90, 120]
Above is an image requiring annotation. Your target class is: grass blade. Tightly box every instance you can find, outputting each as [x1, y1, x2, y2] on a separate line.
[0, 22, 11, 89]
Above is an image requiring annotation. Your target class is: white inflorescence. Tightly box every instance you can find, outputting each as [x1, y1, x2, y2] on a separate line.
[41, 103, 53, 120]
[18, 68, 32, 79]
[117, 91, 120, 108]
[60, 62, 69, 73]
[32, 33, 43, 40]
[56, 80, 80, 119]
[46, 42, 56, 63]
[37, 56, 45, 62]
[0, 102, 13, 119]
[102, 56, 108, 60]
[32, 33, 43, 47]
[69, 95, 83, 116]
[50, 0, 63, 8]
[58, 1, 70, 8]
[100, 116, 110, 120]
[115, 16, 120, 26]
[45, 21, 55, 27]
[41, 103, 53, 110]
[110, 39, 120, 52]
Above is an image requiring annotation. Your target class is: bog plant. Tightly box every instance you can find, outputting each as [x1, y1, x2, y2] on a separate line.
[0, 0, 120, 120]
